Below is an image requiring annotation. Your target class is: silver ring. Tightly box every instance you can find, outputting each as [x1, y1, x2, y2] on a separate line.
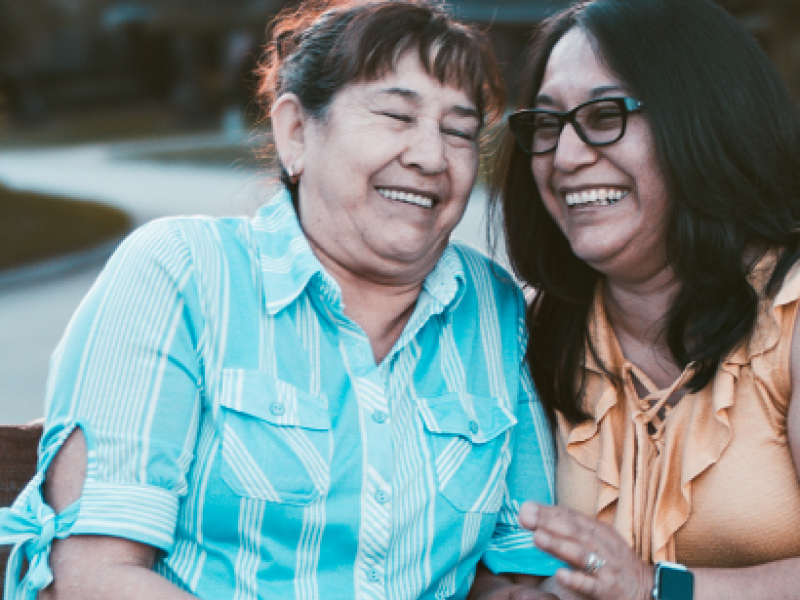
[584, 552, 606, 575]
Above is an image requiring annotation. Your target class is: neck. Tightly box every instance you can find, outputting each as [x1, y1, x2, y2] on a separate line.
[603, 264, 680, 350]
[342, 273, 422, 364]
[310, 242, 430, 365]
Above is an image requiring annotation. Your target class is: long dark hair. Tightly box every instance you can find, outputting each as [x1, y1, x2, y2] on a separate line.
[491, 0, 800, 429]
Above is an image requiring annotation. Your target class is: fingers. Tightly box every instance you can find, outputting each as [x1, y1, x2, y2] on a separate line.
[533, 529, 591, 571]
[481, 581, 560, 600]
[555, 568, 603, 598]
[521, 503, 586, 568]
[519, 502, 539, 530]
[520, 504, 654, 600]
[506, 587, 559, 600]
[521, 503, 626, 562]
[522, 503, 603, 541]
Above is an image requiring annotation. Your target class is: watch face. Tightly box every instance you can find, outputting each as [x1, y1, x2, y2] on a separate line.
[658, 566, 694, 600]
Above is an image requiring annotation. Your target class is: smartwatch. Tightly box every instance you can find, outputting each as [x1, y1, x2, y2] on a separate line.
[651, 561, 694, 600]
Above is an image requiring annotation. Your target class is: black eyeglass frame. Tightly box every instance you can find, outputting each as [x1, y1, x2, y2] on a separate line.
[508, 96, 644, 156]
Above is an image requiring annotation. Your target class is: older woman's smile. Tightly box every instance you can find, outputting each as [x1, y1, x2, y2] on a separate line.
[376, 186, 440, 209]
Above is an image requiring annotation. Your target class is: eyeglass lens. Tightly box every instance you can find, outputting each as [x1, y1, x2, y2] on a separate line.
[515, 99, 627, 155]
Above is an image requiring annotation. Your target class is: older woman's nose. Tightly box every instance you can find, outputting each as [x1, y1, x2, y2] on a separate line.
[553, 122, 599, 172]
[401, 119, 447, 174]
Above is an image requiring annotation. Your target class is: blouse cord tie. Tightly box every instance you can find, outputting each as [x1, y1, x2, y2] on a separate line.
[640, 363, 696, 425]
[0, 486, 79, 600]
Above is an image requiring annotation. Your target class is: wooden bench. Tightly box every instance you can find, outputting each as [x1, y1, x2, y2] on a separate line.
[0, 421, 44, 595]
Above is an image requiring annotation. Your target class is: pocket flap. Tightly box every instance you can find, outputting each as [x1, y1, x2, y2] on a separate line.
[220, 369, 330, 430]
[417, 393, 516, 443]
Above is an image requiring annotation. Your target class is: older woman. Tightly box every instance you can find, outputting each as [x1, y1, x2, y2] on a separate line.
[0, 2, 561, 600]
[488, 0, 800, 599]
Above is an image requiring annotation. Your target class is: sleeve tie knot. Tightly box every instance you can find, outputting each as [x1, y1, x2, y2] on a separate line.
[0, 481, 79, 600]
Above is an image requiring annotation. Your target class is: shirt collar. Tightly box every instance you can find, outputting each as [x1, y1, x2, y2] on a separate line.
[385, 244, 468, 364]
[250, 189, 333, 315]
[250, 190, 467, 318]
[421, 244, 467, 313]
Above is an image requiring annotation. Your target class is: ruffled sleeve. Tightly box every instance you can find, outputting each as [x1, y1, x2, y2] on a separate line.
[559, 284, 631, 537]
[650, 254, 800, 559]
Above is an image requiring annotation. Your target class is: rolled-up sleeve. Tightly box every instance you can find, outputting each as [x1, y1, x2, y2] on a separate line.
[481, 310, 563, 577]
[0, 219, 203, 599]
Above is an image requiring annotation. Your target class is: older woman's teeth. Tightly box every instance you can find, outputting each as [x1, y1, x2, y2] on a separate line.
[565, 188, 628, 208]
[377, 188, 434, 208]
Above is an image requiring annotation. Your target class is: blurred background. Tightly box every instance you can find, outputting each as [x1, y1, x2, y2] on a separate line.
[0, 0, 798, 424]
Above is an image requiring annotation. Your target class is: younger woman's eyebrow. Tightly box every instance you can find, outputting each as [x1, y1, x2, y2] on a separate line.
[535, 85, 627, 107]
[589, 84, 626, 98]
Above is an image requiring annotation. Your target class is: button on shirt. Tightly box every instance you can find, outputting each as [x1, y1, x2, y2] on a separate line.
[0, 191, 559, 600]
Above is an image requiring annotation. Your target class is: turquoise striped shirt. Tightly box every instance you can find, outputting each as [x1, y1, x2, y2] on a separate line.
[0, 190, 559, 600]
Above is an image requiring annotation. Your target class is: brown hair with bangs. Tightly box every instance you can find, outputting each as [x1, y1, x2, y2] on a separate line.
[255, 0, 505, 195]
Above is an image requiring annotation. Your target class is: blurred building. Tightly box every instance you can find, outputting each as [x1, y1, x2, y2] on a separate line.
[0, 0, 285, 122]
[718, 0, 800, 99]
[460, 0, 800, 104]
[0, 0, 797, 123]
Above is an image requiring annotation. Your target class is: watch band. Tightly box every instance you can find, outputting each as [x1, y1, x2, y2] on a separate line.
[651, 561, 694, 600]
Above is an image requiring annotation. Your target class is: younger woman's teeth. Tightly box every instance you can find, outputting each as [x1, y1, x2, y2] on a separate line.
[377, 188, 434, 208]
[565, 188, 628, 207]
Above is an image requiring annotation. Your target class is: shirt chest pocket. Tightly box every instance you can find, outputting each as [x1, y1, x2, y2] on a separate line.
[218, 369, 332, 505]
[417, 393, 517, 514]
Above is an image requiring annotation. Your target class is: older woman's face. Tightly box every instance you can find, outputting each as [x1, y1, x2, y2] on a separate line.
[296, 51, 480, 284]
[531, 28, 670, 283]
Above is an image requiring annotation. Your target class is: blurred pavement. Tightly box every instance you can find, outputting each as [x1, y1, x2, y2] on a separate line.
[0, 134, 493, 424]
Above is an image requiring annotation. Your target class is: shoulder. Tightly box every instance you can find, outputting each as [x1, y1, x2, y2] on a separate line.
[752, 250, 800, 354]
[772, 253, 800, 376]
[114, 214, 254, 267]
[445, 242, 527, 353]
[771, 254, 800, 309]
[96, 215, 259, 313]
[448, 241, 523, 306]
[731, 250, 800, 413]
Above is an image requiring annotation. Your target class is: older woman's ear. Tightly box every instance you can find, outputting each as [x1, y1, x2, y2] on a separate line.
[271, 92, 307, 179]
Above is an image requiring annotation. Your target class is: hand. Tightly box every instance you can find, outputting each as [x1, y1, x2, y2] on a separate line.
[468, 563, 559, 600]
[480, 584, 559, 600]
[519, 503, 654, 600]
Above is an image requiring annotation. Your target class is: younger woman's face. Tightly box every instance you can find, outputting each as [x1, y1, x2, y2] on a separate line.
[530, 27, 671, 284]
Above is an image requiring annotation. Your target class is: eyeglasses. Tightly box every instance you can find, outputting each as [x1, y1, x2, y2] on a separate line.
[508, 97, 644, 155]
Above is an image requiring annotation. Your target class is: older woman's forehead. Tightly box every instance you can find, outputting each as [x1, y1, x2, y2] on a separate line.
[358, 53, 478, 108]
[349, 46, 476, 103]
[366, 51, 477, 102]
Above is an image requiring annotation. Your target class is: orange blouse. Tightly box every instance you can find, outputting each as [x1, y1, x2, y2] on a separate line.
[556, 257, 800, 567]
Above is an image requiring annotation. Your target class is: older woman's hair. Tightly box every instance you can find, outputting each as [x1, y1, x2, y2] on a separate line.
[492, 0, 800, 428]
[256, 0, 505, 196]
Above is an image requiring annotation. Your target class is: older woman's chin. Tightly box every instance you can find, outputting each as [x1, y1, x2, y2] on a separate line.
[371, 234, 455, 272]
